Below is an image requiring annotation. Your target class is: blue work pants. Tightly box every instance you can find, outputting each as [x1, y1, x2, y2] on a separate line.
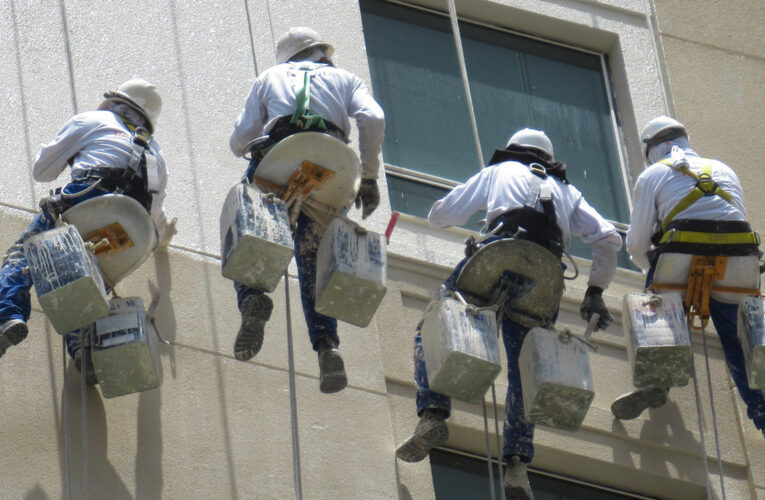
[0, 183, 108, 357]
[709, 298, 765, 429]
[414, 242, 540, 462]
[236, 155, 338, 350]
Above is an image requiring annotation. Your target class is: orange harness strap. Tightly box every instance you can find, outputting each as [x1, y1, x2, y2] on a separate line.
[255, 160, 336, 227]
[651, 255, 761, 328]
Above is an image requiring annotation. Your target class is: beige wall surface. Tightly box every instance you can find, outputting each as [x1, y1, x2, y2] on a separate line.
[1, 0, 764, 498]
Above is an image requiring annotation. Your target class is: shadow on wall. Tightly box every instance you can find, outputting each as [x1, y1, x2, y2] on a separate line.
[56, 364, 131, 499]
[611, 399, 703, 484]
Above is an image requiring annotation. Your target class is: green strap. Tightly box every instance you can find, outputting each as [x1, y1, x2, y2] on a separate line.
[290, 69, 327, 131]
[660, 159, 734, 232]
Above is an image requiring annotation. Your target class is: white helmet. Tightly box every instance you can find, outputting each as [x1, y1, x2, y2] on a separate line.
[276, 27, 334, 64]
[640, 115, 687, 162]
[99, 78, 162, 131]
[507, 128, 554, 160]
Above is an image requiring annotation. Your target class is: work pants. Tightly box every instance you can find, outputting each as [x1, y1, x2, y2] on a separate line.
[0, 183, 108, 357]
[413, 242, 544, 463]
[235, 210, 338, 350]
[709, 298, 765, 429]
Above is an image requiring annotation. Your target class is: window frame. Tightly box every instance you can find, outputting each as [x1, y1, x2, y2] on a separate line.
[370, 0, 634, 227]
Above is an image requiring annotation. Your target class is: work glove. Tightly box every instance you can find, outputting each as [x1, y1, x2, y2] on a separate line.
[355, 178, 380, 219]
[157, 217, 178, 250]
[580, 285, 612, 331]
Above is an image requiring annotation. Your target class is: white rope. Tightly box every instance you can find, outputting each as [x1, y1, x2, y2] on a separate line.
[446, 0, 484, 169]
[688, 319, 713, 499]
[57, 0, 78, 114]
[62, 338, 72, 500]
[80, 331, 89, 500]
[284, 270, 303, 500]
[700, 324, 727, 498]
[56, 1, 83, 496]
[491, 384, 506, 500]
[242, 0, 259, 76]
[482, 400, 497, 500]
[247, 0, 303, 496]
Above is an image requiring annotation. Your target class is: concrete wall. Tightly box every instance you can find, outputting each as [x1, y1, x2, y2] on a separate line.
[0, 0, 762, 498]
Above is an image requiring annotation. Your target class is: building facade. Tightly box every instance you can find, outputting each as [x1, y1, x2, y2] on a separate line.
[0, 0, 763, 498]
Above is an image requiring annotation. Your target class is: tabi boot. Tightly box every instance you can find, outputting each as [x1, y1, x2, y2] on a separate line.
[0, 319, 28, 358]
[504, 455, 534, 500]
[73, 347, 98, 387]
[234, 294, 273, 361]
[316, 336, 347, 394]
[395, 408, 449, 463]
[611, 387, 668, 420]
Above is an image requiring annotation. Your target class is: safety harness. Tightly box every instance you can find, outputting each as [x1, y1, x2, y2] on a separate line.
[243, 64, 346, 167]
[654, 158, 757, 246]
[42, 125, 157, 218]
[487, 163, 563, 259]
[649, 157, 761, 327]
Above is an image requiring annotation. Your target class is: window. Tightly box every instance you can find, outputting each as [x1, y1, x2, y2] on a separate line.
[360, 0, 635, 268]
[430, 449, 655, 499]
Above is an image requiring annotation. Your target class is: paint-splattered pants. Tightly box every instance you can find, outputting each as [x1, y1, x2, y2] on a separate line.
[413, 247, 540, 463]
[0, 183, 107, 357]
[235, 210, 338, 351]
[707, 298, 765, 429]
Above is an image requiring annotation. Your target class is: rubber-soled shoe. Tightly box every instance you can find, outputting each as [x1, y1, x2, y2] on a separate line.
[395, 409, 449, 463]
[504, 455, 534, 500]
[317, 341, 347, 394]
[73, 348, 98, 386]
[0, 319, 28, 358]
[611, 387, 668, 420]
[234, 294, 273, 361]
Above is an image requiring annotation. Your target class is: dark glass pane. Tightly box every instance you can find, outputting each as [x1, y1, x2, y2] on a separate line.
[361, 0, 632, 267]
[430, 449, 654, 499]
[387, 175, 485, 231]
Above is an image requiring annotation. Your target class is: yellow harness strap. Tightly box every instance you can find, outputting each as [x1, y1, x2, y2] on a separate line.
[660, 159, 734, 233]
[658, 229, 760, 246]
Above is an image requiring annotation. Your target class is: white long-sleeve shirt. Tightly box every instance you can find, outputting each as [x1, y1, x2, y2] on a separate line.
[230, 61, 385, 179]
[33, 110, 169, 235]
[626, 149, 746, 271]
[429, 160, 623, 289]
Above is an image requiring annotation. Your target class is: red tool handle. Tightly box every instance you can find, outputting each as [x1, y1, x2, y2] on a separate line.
[385, 211, 400, 244]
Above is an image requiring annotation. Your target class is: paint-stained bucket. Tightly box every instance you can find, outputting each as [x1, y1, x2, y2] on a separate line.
[220, 183, 294, 293]
[738, 296, 765, 389]
[24, 225, 110, 334]
[421, 297, 501, 404]
[315, 217, 387, 327]
[89, 296, 161, 398]
[623, 292, 691, 388]
[519, 327, 594, 431]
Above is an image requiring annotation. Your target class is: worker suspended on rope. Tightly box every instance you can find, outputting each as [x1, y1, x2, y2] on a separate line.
[612, 115, 765, 435]
[395, 129, 622, 500]
[228, 27, 385, 394]
[0, 79, 175, 383]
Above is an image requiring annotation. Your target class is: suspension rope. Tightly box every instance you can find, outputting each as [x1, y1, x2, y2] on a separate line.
[446, 0, 484, 169]
[688, 319, 713, 499]
[242, 0, 303, 496]
[491, 384, 506, 500]
[57, 0, 78, 114]
[445, 3, 503, 496]
[56, 0, 85, 496]
[62, 338, 72, 500]
[700, 324, 727, 498]
[242, 0, 259, 76]
[482, 400, 497, 500]
[80, 331, 89, 500]
[284, 270, 303, 499]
